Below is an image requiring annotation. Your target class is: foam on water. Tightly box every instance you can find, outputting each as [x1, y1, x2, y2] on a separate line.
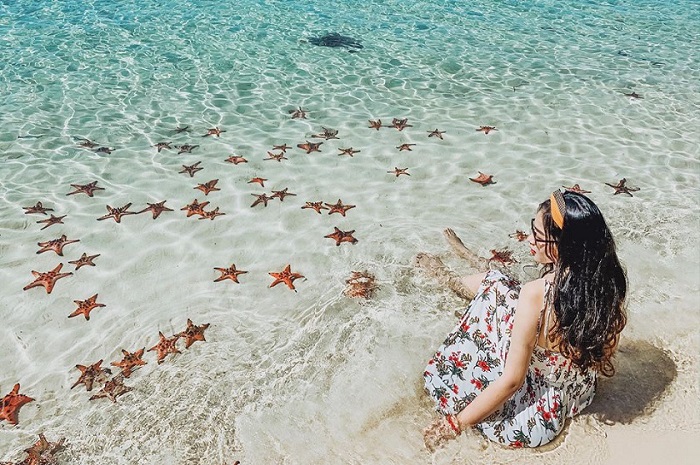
[1, 0, 699, 463]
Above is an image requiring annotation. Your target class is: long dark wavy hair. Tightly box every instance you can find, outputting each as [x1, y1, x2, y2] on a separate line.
[538, 191, 627, 376]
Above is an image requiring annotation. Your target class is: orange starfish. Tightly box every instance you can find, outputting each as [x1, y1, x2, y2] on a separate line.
[325, 199, 356, 216]
[248, 177, 267, 187]
[202, 127, 225, 137]
[23, 263, 72, 294]
[344, 271, 378, 299]
[152, 142, 172, 152]
[312, 127, 339, 140]
[301, 201, 328, 214]
[71, 360, 112, 391]
[181, 199, 210, 217]
[23, 433, 66, 461]
[509, 230, 528, 242]
[97, 203, 137, 223]
[391, 118, 413, 131]
[22, 201, 54, 215]
[148, 332, 182, 364]
[324, 227, 358, 246]
[137, 201, 173, 219]
[67, 181, 105, 197]
[68, 294, 105, 320]
[69, 252, 100, 270]
[264, 151, 288, 162]
[195, 179, 221, 196]
[89, 374, 132, 403]
[469, 171, 495, 186]
[488, 249, 517, 266]
[476, 126, 497, 134]
[269, 265, 304, 291]
[387, 167, 410, 177]
[176, 144, 199, 154]
[338, 147, 360, 157]
[224, 155, 248, 164]
[0, 383, 34, 425]
[273, 144, 291, 152]
[179, 161, 203, 177]
[396, 143, 416, 151]
[605, 178, 640, 197]
[427, 129, 445, 139]
[111, 348, 147, 378]
[176, 319, 210, 348]
[297, 141, 323, 153]
[368, 119, 382, 130]
[271, 188, 296, 201]
[198, 207, 225, 220]
[36, 214, 66, 230]
[250, 193, 273, 208]
[562, 184, 591, 194]
[36, 234, 80, 256]
[214, 264, 248, 283]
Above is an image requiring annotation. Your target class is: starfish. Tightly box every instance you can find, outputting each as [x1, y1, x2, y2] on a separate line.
[324, 227, 358, 246]
[67, 181, 105, 197]
[297, 141, 323, 154]
[94, 146, 113, 154]
[264, 151, 288, 162]
[624, 91, 642, 99]
[605, 178, 640, 196]
[248, 177, 267, 187]
[68, 294, 106, 320]
[344, 271, 378, 299]
[97, 203, 137, 223]
[509, 230, 528, 242]
[269, 265, 304, 291]
[202, 127, 225, 137]
[273, 144, 291, 152]
[137, 201, 173, 219]
[488, 249, 518, 266]
[69, 252, 100, 270]
[195, 179, 221, 195]
[111, 348, 147, 377]
[428, 129, 446, 139]
[368, 119, 382, 130]
[23, 263, 72, 294]
[470, 171, 495, 186]
[23, 433, 66, 462]
[325, 199, 356, 216]
[36, 214, 66, 230]
[23, 201, 54, 215]
[71, 360, 112, 391]
[391, 118, 413, 131]
[36, 234, 80, 256]
[225, 155, 248, 164]
[562, 184, 591, 194]
[289, 107, 307, 119]
[301, 201, 328, 214]
[271, 188, 296, 201]
[312, 127, 339, 140]
[176, 144, 199, 154]
[338, 147, 360, 157]
[179, 161, 203, 177]
[0, 383, 34, 425]
[387, 167, 410, 177]
[181, 199, 210, 217]
[476, 126, 497, 134]
[250, 193, 273, 208]
[396, 143, 416, 151]
[198, 207, 225, 220]
[148, 332, 182, 364]
[214, 264, 248, 283]
[176, 319, 210, 348]
[174, 125, 190, 133]
[153, 142, 172, 152]
[89, 374, 132, 403]
[77, 138, 99, 148]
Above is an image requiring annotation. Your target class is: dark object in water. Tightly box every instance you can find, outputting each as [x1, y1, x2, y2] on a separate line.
[308, 33, 363, 52]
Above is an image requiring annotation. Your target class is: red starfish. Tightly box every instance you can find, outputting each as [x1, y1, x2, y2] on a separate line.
[344, 271, 378, 299]
[476, 126, 497, 134]
[264, 151, 288, 162]
[69, 252, 100, 270]
[488, 249, 518, 266]
[68, 294, 106, 320]
[71, 360, 112, 391]
[509, 230, 528, 242]
[195, 179, 220, 195]
[97, 203, 137, 223]
[338, 147, 360, 157]
[301, 201, 328, 214]
[562, 184, 591, 194]
[89, 374, 132, 402]
[67, 181, 105, 197]
[36, 234, 80, 256]
[23, 433, 66, 461]
[387, 167, 410, 177]
[179, 161, 203, 177]
[214, 264, 248, 283]
[605, 178, 640, 197]
[174, 125, 190, 133]
[23, 201, 53, 215]
[111, 348, 147, 378]
[198, 207, 225, 220]
[368, 119, 382, 130]
[269, 265, 304, 291]
[297, 141, 323, 153]
[312, 127, 339, 140]
[23, 263, 72, 294]
[470, 171, 495, 186]
[289, 107, 307, 119]
[36, 214, 66, 230]
[152, 141, 172, 152]
[396, 143, 415, 151]
[176, 144, 199, 154]
[428, 129, 446, 139]
[224, 155, 248, 165]
[181, 199, 210, 217]
[250, 193, 273, 208]
[391, 118, 413, 131]
[176, 319, 210, 348]
[324, 227, 358, 246]
[248, 177, 267, 187]
[147, 332, 182, 364]
[137, 201, 174, 219]
[0, 383, 34, 425]
[273, 144, 291, 152]
[202, 127, 225, 137]
[325, 199, 356, 216]
[271, 188, 296, 201]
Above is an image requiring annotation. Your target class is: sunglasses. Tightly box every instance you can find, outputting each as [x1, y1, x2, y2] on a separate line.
[531, 218, 557, 244]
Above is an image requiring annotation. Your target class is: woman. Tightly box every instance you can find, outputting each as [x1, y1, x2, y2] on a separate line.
[419, 190, 627, 450]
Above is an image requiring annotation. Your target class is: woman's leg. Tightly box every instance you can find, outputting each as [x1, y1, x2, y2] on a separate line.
[415, 253, 484, 301]
[443, 228, 489, 270]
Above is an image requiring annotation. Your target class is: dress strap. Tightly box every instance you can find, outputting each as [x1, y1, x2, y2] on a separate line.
[536, 280, 555, 336]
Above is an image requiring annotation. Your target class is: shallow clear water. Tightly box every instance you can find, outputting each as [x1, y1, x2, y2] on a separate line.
[1, 0, 699, 464]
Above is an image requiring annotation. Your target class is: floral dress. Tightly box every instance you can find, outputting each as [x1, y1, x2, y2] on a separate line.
[423, 270, 597, 448]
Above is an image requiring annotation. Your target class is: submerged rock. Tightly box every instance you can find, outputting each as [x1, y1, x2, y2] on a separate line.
[308, 32, 363, 52]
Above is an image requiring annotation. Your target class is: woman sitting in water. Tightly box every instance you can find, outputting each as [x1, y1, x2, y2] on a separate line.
[418, 190, 627, 450]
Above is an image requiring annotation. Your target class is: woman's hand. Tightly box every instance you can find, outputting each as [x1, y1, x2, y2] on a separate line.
[423, 415, 461, 452]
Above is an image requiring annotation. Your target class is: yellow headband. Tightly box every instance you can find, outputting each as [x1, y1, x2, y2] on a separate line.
[550, 190, 565, 229]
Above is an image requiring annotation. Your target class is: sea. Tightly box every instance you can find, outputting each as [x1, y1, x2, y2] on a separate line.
[1, 1, 698, 464]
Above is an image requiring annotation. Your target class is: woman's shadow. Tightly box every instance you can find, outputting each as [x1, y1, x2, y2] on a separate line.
[585, 339, 677, 424]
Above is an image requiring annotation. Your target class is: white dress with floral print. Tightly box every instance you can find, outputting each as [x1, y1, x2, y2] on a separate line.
[423, 270, 596, 448]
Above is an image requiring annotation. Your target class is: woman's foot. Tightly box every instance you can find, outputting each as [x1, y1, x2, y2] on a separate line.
[443, 228, 488, 271]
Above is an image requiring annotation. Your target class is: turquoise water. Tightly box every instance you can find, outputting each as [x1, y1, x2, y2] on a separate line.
[1, 1, 699, 464]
